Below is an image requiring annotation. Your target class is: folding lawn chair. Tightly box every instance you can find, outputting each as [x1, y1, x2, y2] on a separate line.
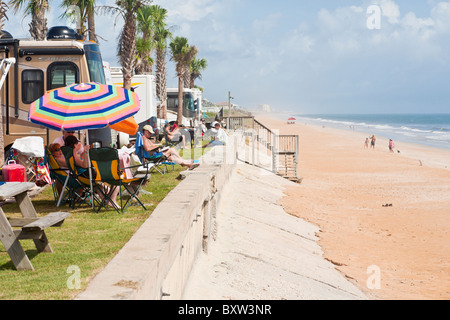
[60, 146, 101, 210]
[89, 147, 151, 214]
[46, 147, 70, 205]
[45, 147, 87, 208]
[163, 131, 181, 148]
[161, 160, 176, 173]
[7, 136, 46, 182]
[135, 131, 168, 175]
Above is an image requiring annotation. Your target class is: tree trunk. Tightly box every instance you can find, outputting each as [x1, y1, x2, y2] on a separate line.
[177, 75, 183, 124]
[88, 12, 98, 43]
[29, 10, 48, 41]
[120, 13, 137, 91]
[183, 72, 190, 89]
[156, 49, 167, 119]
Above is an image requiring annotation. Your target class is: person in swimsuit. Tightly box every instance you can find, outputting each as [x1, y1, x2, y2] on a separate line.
[389, 139, 395, 152]
[142, 125, 199, 170]
[65, 135, 120, 208]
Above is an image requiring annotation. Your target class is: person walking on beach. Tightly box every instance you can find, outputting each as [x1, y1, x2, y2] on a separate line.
[365, 138, 369, 148]
[370, 135, 376, 149]
[389, 139, 395, 153]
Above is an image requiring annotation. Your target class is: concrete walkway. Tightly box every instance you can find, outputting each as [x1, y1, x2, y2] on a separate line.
[182, 162, 368, 300]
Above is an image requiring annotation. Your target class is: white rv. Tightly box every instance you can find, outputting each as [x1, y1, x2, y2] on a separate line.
[110, 68, 159, 126]
[166, 87, 203, 126]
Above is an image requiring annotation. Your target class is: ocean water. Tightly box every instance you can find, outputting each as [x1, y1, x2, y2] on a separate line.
[294, 114, 450, 150]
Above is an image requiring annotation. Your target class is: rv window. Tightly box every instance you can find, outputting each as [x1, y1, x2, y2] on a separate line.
[167, 95, 178, 111]
[48, 62, 79, 90]
[84, 43, 106, 84]
[22, 70, 44, 104]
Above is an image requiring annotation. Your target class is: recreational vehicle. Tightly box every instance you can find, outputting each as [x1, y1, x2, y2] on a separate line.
[166, 88, 200, 126]
[0, 26, 109, 153]
[110, 68, 159, 128]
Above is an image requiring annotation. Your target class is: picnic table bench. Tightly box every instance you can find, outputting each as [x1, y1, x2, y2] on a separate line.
[0, 182, 69, 271]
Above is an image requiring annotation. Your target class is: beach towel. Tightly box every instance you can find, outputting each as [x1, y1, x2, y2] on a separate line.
[135, 131, 153, 162]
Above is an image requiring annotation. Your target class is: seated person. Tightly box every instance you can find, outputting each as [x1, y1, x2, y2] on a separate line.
[203, 121, 229, 148]
[164, 122, 187, 149]
[48, 143, 67, 169]
[64, 135, 92, 178]
[199, 119, 207, 134]
[141, 125, 199, 170]
[54, 130, 85, 154]
[48, 143, 68, 196]
[65, 135, 120, 209]
[194, 118, 207, 147]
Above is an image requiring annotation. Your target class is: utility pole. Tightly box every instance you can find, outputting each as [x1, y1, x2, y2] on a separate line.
[228, 91, 234, 116]
[227, 91, 234, 128]
[228, 91, 231, 116]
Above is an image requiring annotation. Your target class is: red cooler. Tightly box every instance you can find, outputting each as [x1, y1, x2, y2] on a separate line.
[3, 160, 27, 182]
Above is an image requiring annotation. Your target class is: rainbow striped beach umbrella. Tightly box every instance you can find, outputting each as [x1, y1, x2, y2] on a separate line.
[29, 82, 140, 131]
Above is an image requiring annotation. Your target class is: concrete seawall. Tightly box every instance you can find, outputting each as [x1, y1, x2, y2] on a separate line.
[77, 134, 367, 300]
[77, 145, 236, 300]
[183, 163, 368, 300]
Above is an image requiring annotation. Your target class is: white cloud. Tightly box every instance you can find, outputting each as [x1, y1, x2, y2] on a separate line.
[4, 0, 450, 113]
[251, 13, 282, 33]
[156, 0, 222, 23]
[380, 0, 401, 24]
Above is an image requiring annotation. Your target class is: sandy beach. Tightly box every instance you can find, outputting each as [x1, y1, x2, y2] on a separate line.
[255, 113, 450, 300]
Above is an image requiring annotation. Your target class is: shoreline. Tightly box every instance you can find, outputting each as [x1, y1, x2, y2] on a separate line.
[256, 111, 450, 170]
[254, 112, 450, 300]
[271, 111, 450, 152]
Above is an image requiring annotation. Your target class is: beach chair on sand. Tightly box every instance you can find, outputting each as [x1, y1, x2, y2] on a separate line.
[89, 147, 151, 214]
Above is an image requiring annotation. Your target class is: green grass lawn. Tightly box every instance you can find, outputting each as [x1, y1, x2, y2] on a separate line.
[0, 145, 212, 300]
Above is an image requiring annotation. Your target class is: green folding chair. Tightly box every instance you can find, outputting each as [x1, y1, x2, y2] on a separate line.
[89, 147, 151, 213]
[46, 146, 87, 208]
[60, 146, 100, 210]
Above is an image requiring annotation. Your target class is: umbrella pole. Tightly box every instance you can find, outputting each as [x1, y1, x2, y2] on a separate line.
[86, 130, 95, 210]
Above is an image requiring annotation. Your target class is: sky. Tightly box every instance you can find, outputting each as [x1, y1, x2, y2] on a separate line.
[4, 0, 450, 114]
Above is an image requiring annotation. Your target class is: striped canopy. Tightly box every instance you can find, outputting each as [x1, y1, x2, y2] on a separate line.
[29, 82, 140, 131]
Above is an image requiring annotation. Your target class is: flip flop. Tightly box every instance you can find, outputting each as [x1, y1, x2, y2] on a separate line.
[189, 163, 200, 170]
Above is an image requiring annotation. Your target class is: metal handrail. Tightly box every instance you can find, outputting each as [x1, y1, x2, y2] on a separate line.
[226, 116, 300, 181]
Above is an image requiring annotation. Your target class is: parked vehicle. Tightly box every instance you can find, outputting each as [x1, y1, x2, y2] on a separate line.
[0, 26, 110, 152]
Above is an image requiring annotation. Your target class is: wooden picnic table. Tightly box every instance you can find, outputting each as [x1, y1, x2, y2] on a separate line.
[0, 182, 69, 271]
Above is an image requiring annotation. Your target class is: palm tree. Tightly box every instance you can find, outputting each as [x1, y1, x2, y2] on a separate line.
[134, 36, 153, 74]
[86, 0, 97, 42]
[0, 1, 7, 30]
[189, 57, 208, 89]
[10, 0, 50, 40]
[135, 5, 154, 74]
[169, 36, 197, 124]
[152, 5, 171, 119]
[102, 0, 150, 90]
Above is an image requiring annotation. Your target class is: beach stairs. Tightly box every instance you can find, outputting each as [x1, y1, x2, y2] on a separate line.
[227, 116, 302, 183]
[275, 151, 301, 183]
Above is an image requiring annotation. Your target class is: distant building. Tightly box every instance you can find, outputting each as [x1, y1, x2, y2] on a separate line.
[259, 104, 272, 112]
